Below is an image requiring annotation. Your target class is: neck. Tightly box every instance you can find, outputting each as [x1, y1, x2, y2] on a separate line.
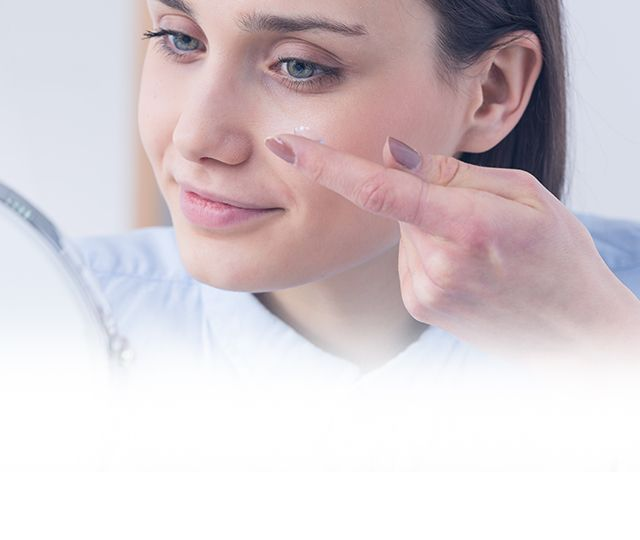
[253, 243, 429, 373]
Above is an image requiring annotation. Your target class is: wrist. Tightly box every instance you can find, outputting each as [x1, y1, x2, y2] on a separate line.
[563, 293, 640, 365]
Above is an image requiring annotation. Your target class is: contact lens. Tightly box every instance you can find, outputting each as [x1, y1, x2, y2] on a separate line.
[293, 126, 325, 144]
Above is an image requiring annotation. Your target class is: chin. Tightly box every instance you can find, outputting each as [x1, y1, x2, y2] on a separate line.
[184, 263, 271, 293]
[177, 246, 255, 292]
[172, 234, 292, 293]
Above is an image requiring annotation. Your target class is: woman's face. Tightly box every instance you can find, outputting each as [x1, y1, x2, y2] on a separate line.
[139, 0, 474, 292]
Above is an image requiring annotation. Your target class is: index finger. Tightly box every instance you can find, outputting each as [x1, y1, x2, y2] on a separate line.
[266, 134, 495, 238]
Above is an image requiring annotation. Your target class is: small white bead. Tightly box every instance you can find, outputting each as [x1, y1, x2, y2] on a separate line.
[293, 126, 325, 144]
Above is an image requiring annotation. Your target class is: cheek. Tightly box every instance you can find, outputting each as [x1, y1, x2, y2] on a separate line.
[317, 73, 459, 163]
[280, 197, 402, 290]
[289, 183, 401, 266]
[137, 57, 177, 173]
[176, 184, 401, 292]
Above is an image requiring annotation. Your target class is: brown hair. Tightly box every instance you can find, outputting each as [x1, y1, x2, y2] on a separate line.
[426, 0, 568, 200]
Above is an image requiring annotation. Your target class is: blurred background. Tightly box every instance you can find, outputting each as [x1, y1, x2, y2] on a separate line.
[0, 1, 638, 237]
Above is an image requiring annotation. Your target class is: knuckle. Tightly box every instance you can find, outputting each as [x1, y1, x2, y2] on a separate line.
[434, 155, 465, 186]
[422, 249, 463, 296]
[353, 172, 395, 214]
[458, 216, 494, 253]
[411, 274, 454, 313]
[409, 180, 428, 225]
[513, 170, 547, 204]
[514, 169, 540, 189]
[453, 198, 495, 253]
[306, 156, 328, 185]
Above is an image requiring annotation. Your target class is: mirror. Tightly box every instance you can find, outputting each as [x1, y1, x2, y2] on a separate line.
[0, 181, 133, 374]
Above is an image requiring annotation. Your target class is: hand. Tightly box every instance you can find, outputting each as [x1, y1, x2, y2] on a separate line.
[265, 134, 640, 364]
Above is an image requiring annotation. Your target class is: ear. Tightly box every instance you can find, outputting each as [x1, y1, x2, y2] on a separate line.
[456, 31, 544, 154]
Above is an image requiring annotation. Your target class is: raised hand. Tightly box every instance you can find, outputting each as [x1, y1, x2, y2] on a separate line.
[265, 134, 640, 363]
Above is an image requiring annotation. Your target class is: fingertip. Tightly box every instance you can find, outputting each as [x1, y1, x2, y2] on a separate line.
[265, 136, 297, 165]
[386, 136, 423, 172]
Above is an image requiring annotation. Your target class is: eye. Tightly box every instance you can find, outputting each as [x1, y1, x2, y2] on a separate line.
[284, 59, 316, 79]
[142, 29, 344, 93]
[142, 28, 204, 60]
[170, 32, 200, 52]
[272, 57, 343, 93]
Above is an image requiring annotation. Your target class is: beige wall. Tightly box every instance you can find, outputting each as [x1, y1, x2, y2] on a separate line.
[135, 2, 169, 229]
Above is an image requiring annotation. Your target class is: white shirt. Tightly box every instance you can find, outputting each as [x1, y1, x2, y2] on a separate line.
[63, 211, 640, 469]
[69, 211, 640, 382]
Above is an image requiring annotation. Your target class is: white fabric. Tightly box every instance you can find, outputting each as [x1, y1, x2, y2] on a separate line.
[69, 211, 640, 383]
[60, 212, 640, 470]
[69, 223, 533, 390]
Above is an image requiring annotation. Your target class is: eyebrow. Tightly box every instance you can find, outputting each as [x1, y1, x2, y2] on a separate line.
[153, 0, 369, 38]
[236, 11, 369, 37]
[155, 0, 196, 18]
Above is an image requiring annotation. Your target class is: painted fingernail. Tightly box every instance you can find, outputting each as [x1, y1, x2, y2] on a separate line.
[388, 137, 423, 171]
[265, 137, 296, 164]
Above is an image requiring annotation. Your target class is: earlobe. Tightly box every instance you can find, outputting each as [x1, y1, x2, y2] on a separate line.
[457, 31, 544, 154]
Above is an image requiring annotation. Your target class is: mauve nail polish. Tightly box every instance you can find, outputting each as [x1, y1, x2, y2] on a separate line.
[388, 137, 423, 171]
[265, 137, 296, 164]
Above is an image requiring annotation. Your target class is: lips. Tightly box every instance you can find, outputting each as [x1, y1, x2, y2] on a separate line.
[177, 182, 278, 211]
[179, 188, 281, 230]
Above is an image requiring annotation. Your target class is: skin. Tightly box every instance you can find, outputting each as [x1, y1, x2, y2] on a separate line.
[140, 0, 640, 369]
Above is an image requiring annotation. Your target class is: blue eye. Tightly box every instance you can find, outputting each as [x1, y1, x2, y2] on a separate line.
[274, 57, 343, 92]
[284, 59, 316, 79]
[143, 28, 203, 58]
[142, 29, 344, 93]
[170, 32, 200, 52]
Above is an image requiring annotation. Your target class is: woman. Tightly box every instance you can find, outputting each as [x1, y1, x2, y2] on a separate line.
[77, 0, 640, 380]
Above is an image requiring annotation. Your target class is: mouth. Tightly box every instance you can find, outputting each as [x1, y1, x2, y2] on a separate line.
[177, 182, 280, 211]
[178, 186, 283, 230]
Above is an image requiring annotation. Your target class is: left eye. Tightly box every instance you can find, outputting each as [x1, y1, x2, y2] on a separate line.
[169, 32, 201, 52]
[283, 59, 317, 79]
[273, 57, 343, 91]
[143, 29, 343, 91]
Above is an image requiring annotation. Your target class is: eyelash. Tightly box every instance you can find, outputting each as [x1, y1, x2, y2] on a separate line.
[142, 28, 344, 93]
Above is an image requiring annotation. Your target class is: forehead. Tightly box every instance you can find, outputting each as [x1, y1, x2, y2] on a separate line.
[149, 0, 435, 42]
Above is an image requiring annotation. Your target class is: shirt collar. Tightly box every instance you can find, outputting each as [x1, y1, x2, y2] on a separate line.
[198, 283, 484, 387]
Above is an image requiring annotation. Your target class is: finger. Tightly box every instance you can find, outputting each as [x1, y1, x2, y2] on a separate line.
[266, 134, 515, 241]
[382, 137, 550, 209]
[266, 133, 436, 225]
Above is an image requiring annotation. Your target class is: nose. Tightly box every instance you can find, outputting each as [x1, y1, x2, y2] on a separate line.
[172, 74, 253, 166]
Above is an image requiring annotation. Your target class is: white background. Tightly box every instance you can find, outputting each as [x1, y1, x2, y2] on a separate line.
[0, 0, 136, 236]
[0, 0, 638, 237]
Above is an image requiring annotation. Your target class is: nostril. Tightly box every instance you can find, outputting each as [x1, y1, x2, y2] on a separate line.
[173, 128, 251, 165]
